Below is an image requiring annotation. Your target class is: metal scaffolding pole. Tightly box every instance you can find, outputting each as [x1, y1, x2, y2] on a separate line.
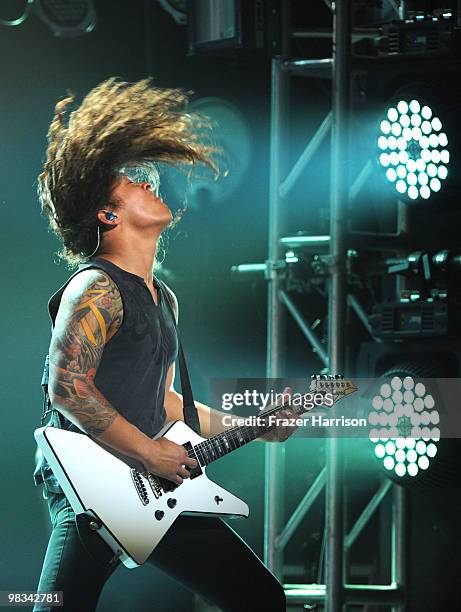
[279, 290, 329, 368]
[264, 56, 288, 578]
[264, 0, 292, 580]
[391, 484, 408, 611]
[326, 0, 351, 610]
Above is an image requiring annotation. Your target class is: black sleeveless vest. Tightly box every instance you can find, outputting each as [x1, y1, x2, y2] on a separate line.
[34, 257, 178, 491]
[48, 257, 179, 437]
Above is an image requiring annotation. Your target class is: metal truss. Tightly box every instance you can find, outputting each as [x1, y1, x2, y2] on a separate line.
[263, 1, 408, 610]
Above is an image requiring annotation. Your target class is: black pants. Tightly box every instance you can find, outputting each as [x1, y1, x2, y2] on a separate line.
[34, 489, 286, 612]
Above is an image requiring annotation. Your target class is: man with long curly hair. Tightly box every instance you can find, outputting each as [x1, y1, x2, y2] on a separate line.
[33, 78, 290, 612]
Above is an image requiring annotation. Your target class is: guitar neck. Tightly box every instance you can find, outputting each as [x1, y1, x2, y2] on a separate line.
[192, 401, 300, 466]
[191, 377, 356, 466]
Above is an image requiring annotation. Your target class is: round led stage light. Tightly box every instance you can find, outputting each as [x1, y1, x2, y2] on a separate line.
[368, 377, 440, 481]
[377, 100, 450, 201]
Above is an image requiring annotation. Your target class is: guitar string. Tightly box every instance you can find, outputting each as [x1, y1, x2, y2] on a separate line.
[189, 383, 352, 464]
[191, 399, 295, 462]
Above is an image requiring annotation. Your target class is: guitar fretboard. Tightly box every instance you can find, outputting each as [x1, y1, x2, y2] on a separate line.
[189, 401, 300, 466]
[186, 377, 355, 467]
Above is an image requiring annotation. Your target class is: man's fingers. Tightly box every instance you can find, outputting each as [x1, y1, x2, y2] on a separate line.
[275, 407, 299, 441]
[276, 386, 292, 408]
[177, 466, 191, 479]
[183, 455, 198, 468]
[174, 475, 184, 485]
[278, 409, 296, 423]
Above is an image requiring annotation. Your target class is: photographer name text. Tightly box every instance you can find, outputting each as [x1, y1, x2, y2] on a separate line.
[221, 414, 367, 428]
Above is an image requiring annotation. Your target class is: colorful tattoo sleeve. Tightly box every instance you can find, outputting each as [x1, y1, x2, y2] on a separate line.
[48, 270, 123, 436]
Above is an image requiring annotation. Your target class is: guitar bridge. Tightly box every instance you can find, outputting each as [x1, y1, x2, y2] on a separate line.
[130, 468, 149, 505]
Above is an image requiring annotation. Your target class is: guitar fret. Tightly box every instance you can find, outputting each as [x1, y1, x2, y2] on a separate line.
[194, 447, 205, 466]
[209, 440, 217, 460]
[216, 438, 224, 456]
[225, 432, 236, 451]
[213, 437, 222, 457]
[204, 441, 213, 462]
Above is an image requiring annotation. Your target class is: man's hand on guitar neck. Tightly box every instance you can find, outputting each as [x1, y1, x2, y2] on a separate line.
[258, 387, 299, 442]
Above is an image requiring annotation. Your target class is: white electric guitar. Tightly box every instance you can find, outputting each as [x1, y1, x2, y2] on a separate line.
[35, 375, 356, 568]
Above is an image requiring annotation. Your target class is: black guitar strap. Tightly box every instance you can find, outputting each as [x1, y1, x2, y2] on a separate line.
[157, 280, 201, 436]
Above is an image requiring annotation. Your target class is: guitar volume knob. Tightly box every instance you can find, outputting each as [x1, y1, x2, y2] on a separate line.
[154, 510, 164, 520]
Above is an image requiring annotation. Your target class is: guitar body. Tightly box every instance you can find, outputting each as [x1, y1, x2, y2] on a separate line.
[34, 375, 353, 569]
[34, 421, 249, 568]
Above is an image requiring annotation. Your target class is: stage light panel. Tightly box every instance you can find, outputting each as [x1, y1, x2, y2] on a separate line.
[377, 99, 450, 201]
[369, 377, 440, 481]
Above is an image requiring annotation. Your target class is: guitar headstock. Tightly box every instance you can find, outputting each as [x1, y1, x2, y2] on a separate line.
[310, 374, 357, 405]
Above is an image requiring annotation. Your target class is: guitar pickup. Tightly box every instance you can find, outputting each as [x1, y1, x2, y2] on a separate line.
[145, 472, 163, 499]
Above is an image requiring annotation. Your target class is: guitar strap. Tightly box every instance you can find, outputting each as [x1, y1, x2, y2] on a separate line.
[40, 273, 201, 436]
[157, 280, 201, 436]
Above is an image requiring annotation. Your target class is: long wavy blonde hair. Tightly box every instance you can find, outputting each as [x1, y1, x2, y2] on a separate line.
[39, 77, 218, 266]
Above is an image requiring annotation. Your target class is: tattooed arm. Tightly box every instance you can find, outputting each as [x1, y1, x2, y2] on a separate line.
[48, 270, 122, 436]
[48, 270, 197, 484]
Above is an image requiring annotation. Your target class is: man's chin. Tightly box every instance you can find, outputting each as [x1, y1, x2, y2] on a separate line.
[158, 211, 174, 230]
